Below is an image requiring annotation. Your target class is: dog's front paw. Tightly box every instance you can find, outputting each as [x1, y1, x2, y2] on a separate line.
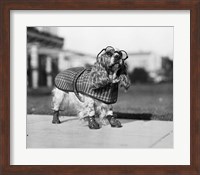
[107, 114, 122, 128]
[52, 111, 61, 124]
[87, 116, 100, 129]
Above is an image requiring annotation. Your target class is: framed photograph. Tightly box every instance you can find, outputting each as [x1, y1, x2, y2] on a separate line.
[0, 0, 199, 175]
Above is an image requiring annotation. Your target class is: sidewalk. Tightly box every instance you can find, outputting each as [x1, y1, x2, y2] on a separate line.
[27, 114, 173, 148]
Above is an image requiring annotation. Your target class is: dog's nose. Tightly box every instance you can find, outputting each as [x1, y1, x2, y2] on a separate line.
[113, 56, 122, 64]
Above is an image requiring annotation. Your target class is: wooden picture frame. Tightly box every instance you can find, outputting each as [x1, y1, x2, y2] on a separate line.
[0, 0, 199, 174]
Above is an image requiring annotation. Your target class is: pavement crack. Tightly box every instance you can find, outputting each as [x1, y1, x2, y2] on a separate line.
[149, 130, 173, 148]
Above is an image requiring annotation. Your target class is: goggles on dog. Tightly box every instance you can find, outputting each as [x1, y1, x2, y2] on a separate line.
[97, 46, 128, 61]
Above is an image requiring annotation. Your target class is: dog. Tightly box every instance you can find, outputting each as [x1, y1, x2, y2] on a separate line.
[51, 46, 130, 129]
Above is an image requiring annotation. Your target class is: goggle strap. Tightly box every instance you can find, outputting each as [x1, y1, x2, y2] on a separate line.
[96, 48, 106, 59]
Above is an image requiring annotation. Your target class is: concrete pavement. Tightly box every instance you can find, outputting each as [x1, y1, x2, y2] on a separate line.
[27, 114, 173, 148]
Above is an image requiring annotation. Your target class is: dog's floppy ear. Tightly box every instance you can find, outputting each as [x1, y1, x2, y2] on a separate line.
[118, 62, 131, 90]
[119, 74, 131, 90]
[89, 62, 110, 89]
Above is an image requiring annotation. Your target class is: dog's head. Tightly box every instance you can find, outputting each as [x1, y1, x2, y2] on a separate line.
[90, 46, 131, 90]
[96, 46, 128, 74]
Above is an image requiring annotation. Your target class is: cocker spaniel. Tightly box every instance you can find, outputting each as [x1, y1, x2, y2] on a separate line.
[52, 46, 130, 129]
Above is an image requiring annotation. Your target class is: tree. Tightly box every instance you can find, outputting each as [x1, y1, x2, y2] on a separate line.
[129, 68, 149, 83]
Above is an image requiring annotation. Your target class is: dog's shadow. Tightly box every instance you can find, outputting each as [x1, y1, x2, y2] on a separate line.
[59, 112, 171, 125]
[114, 112, 152, 120]
[60, 112, 153, 124]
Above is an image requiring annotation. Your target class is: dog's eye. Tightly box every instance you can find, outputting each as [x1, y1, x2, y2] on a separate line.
[114, 55, 120, 60]
[106, 51, 113, 57]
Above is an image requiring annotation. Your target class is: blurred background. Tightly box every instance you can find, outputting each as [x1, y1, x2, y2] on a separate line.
[27, 27, 173, 121]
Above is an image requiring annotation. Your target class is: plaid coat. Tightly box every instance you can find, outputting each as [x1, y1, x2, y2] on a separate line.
[54, 67, 118, 104]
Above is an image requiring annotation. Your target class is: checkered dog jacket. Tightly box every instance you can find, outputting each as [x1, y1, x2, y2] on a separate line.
[54, 67, 118, 104]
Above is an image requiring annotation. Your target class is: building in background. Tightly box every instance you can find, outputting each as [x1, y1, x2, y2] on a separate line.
[127, 51, 162, 81]
[58, 50, 95, 71]
[27, 27, 95, 89]
[27, 27, 65, 89]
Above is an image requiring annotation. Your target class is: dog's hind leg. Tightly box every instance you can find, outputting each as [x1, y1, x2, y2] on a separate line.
[51, 88, 66, 124]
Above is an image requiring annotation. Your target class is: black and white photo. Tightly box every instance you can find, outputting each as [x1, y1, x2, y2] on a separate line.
[27, 26, 173, 148]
